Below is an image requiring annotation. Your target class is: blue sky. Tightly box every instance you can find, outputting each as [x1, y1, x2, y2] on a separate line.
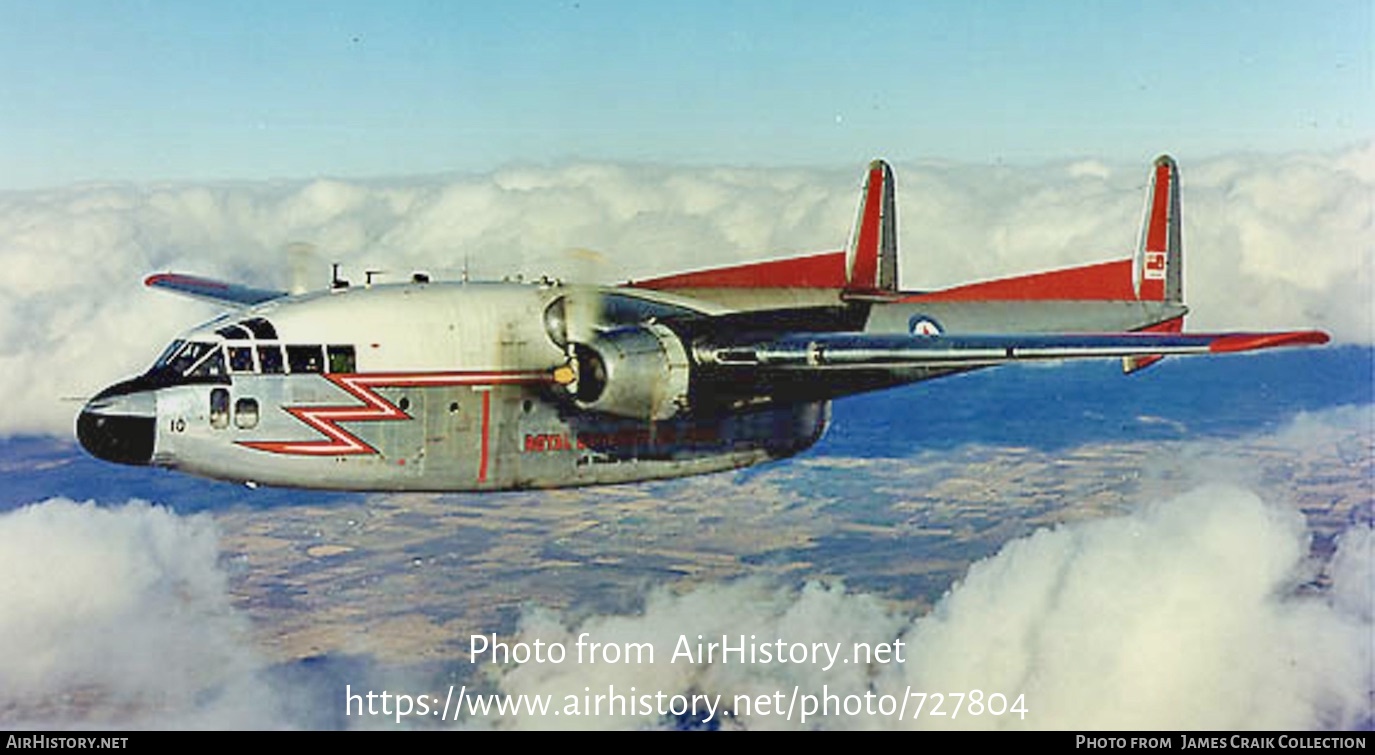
[0, 1, 1369, 187]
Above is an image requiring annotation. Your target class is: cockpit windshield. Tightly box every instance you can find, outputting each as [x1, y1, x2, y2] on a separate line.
[165, 341, 219, 375]
[152, 339, 187, 370]
[149, 340, 227, 382]
[186, 346, 227, 378]
[143, 317, 351, 388]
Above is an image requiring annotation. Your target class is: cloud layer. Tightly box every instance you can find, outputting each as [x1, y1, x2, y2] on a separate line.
[490, 484, 1371, 730]
[0, 145, 1369, 435]
[1, 407, 1369, 729]
[0, 499, 284, 728]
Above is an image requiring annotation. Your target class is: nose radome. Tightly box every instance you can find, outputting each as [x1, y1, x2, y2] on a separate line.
[77, 388, 156, 466]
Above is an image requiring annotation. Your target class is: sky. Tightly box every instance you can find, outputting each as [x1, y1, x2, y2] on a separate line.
[0, 1, 1370, 188]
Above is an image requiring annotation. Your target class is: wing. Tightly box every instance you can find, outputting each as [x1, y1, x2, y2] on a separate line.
[699, 330, 1330, 371]
[144, 273, 288, 308]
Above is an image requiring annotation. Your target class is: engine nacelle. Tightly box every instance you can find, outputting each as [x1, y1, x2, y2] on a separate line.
[572, 323, 691, 421]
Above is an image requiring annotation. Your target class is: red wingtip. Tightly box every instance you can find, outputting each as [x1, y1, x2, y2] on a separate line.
[145, 272, 231, 291]
[1208, 330, 1331, 354]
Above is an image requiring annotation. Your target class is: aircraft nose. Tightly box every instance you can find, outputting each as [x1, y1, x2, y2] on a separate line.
[77, 386, 156, 466]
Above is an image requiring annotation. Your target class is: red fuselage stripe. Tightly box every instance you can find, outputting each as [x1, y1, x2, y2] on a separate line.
[478, 390, 491, 482]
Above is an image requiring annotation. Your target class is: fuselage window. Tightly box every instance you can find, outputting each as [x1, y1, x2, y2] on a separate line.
[228, 346, 255, 373]
[258, 345, 285, 374]
[286, 345, 324, 374]
[210, 388, 230, 429]
[243, 318, 278, 340]
[234, 398, 260, 429]
[327, 345, 356, 374]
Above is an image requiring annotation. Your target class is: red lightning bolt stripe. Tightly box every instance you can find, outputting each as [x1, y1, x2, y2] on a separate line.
[239, 370, 554, 456]
[478, 390, 492, 482]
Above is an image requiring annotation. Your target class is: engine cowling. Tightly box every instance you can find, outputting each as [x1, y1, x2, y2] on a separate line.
[571, 323, 691, 421]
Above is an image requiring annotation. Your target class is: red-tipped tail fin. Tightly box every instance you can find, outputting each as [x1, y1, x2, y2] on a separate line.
[845, 160, 898, 296]
[145, 272, 287, 308]
[1134, 155, 1183, 303]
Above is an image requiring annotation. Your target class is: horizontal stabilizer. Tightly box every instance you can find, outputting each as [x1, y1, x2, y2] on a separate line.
[145, 273, 287, 308]
[1123, 315, 1184, 374]
[904, 260, 1138, 303]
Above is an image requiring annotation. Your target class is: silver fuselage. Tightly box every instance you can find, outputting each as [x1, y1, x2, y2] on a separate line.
[76, 278, 1181, 491]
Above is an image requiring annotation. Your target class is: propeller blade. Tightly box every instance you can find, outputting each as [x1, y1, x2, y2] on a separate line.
[285, 242, 316, 295]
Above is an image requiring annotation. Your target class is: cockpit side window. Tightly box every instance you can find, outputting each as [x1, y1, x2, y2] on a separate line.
[286, 345, 324, 374]
[327, 345, 356, 374]
[258, 345, 285, 374]
[228, 346, 255, 373]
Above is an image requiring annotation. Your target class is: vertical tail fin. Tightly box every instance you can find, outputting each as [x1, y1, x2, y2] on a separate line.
[1134, 155, 1183, 303]
[1125, 155, 1186, 374]
[845, 159, 898, 295]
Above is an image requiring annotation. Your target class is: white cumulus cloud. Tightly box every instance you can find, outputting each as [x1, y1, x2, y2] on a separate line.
[483, 484, 1372, 730]
[0, 499, 284, 728]
[2, 408, 1369, 730]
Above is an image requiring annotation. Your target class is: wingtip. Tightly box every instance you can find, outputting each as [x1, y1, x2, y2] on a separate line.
[1208, 330, 1331, 354]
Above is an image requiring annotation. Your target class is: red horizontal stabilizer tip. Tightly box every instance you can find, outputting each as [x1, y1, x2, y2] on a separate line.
[903, 259, 1137, 302]
[1123, 316, 1186, 374]
[630, 251, 848, 290]
[1208, 331, 1331, 354]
